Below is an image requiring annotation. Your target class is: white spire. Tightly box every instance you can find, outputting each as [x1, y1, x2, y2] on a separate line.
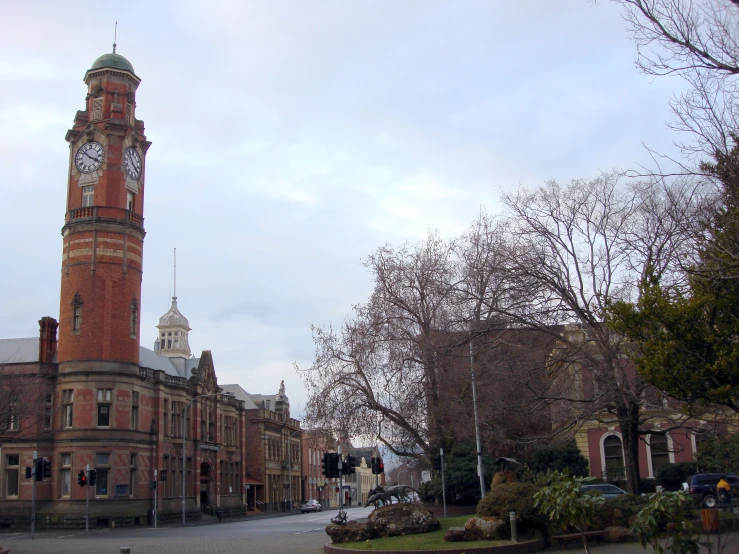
[157, 247, 191, 358]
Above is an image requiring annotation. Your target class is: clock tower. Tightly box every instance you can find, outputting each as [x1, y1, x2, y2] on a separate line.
[58, 49, 150, 371]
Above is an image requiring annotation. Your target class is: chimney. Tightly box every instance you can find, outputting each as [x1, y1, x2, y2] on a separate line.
[38, 317, 59, 363]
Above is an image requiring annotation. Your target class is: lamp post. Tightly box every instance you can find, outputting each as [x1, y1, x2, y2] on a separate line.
[181, 391, 232, 526]
[286, 428, 304, 512]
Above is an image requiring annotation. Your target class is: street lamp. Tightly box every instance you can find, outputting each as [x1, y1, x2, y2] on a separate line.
[286, 428, 303, 512]
[181, 391, 233, 526]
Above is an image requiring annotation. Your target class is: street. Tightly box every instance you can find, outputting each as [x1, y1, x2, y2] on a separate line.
[1, 506, 375, 554]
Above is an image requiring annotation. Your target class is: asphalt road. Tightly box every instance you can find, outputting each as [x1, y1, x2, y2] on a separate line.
[3, 508, 734, 554]
[1, 506, 376, 554]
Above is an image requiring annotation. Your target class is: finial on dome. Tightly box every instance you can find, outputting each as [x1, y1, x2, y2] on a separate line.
[113, 21, 118, 54]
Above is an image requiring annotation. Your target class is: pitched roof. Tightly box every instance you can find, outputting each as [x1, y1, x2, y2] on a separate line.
[0, 338, 40, 363]
[220, 384, 260, 410]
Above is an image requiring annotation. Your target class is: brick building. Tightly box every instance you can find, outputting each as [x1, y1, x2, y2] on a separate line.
[0, 50, 300, 528]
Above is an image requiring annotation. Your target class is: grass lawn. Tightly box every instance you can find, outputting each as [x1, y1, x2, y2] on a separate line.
[329, 515, 517, 551]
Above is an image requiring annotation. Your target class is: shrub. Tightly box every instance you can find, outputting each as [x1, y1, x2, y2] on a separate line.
[696, 434, 739, 473]
[657, 462, 697, 490]
[640, 478, 656, 494]
[594, 493, 648, 529]
[526, 439, 589, 477]
[477, 481, 549, 537]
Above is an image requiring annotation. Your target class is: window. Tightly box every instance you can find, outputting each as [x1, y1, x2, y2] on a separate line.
[82, 185, 94, 207]
[130, 391, 139, 430]
[4, 405, 18, 431]
[649, 433, 671, 477]
[62, 390, 74, 428]
[5, 454, 19, 498]
[95, 454, 109, 496]
[43, 393, 53, 430]
[130, 298, 138, 338]
[603, 435, 625, 481]
[97, 389, 112, 427]
[60, 454, 71, 497]
[129, 453, 137, 498]
[127, 191, 134, 211]
[163, 400, 169, 437]
[71, 292, 83, 333]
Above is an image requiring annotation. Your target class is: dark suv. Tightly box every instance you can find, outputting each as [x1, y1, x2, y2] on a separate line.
[683, 473, 739, 508]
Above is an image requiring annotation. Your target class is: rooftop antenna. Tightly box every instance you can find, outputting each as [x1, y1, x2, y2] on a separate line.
[113, 21, 118, 54]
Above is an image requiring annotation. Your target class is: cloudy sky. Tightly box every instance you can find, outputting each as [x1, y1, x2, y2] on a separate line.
[1, 0, 683, 419]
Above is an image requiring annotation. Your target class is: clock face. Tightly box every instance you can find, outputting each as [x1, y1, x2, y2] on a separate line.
[123, 147, 142, 180]
[75, 141, 105, 174]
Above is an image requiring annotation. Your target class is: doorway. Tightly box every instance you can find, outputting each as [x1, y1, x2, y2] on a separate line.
[200, 462, 212, 506]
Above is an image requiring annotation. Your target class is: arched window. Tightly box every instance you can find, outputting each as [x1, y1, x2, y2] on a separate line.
[602, 434, 625, 481]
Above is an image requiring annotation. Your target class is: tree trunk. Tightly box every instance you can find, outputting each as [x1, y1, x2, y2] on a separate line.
[618, 404, 642, 495]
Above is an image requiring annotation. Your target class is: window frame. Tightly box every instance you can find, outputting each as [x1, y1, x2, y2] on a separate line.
[5, 454, 20, 498]
[96, 388, 112, 428]
[62, 389, 74, 428]
[81, 185, 94, 207]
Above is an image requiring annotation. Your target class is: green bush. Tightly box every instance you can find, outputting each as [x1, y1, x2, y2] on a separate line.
[640, 478, 657, 494]
[477, 481, 540, 520]
[526, 439, 589, 477]
[594, 493, 648, 529]
[696, 434, 739, 473]
[418, 442, 495, 505]
[657, 462, 697, 490]
[477, 481, 549, 540]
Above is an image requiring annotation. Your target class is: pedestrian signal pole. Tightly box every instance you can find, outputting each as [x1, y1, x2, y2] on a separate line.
[31, 451, 37, 540]
[154, 469, 158, 528]
[85, 464, 90, 533]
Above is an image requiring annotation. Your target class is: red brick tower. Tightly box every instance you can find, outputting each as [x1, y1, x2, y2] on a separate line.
[58, 49, 150, 371]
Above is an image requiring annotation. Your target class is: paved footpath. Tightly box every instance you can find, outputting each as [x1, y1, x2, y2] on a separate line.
[2, 532, 329, 554]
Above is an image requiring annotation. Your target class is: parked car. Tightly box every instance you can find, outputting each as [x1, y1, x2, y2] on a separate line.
[581, 484, 628, 498]
[300, 499, 322, 513]
[682, 473, 739, 508]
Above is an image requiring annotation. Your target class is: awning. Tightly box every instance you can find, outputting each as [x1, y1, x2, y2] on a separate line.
[244, 478, 263, 485]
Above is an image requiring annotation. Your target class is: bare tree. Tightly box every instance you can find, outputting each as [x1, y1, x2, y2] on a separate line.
[0, 366, 51, 439]
[480, 173, 697, 493]
[300, 232, 459, 463]
[608, 0, 739, 164]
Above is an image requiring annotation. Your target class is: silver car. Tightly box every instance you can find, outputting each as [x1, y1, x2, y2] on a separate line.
[300, 499, 322, 513]
[581, 484, 628, 498]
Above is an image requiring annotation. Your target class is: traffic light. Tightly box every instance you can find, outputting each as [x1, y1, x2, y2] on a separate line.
[78, 469, 87, 487]
[89, 469, 97, 487]
[25, 466, 32, 479]
[150, 480, 158, 489]
[34, 458, 43, 481]
[371, 457, 377, 474]
[42, 457, 51, 480]
[160, 469, 168, 482]
[378, 459, 384, 474]
[322, 452, 329, 477]
[433, 456, 441, 471]
[342, 455, 356, 475]
[331, 452, 341, 477]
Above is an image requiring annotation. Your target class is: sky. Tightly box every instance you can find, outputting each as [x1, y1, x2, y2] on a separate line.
[0, 1, 684, 421]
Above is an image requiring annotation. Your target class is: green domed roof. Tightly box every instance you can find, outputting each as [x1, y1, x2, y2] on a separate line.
[90, 52, 135, 73]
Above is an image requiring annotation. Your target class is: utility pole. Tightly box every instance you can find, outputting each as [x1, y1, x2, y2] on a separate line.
[337, 446, 343, 511]
[154, 469, 158, 528]
[31, 451, 37, 540]
[85, 464, 90, 534]
[440, 448, 447, 519]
